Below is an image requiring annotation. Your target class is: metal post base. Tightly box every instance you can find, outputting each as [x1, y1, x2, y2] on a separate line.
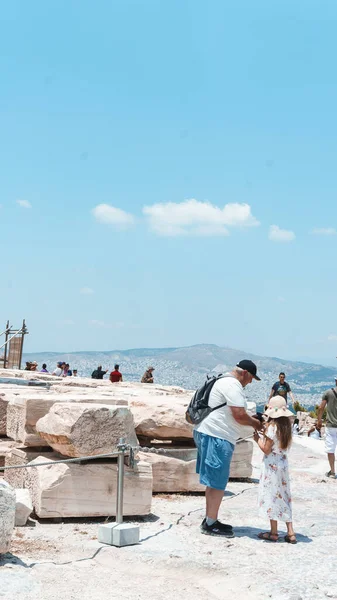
[98, 523, 140, 547]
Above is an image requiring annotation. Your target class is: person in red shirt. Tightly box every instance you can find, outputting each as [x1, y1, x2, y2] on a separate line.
[110, 364, 123, 383]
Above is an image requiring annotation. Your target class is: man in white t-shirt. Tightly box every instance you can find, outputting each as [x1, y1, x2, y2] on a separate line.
[52, 361, 65, 376]
[194, 359, 263, 537]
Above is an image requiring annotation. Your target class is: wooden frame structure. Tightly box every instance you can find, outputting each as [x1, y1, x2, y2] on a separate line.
[0, 320, 28, 370]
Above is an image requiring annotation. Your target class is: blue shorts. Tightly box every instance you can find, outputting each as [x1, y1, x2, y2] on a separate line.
[194, 430, 234, 490]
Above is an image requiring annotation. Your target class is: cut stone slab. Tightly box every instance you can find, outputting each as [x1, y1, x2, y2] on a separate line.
[36, 403, 138, 457]
[98, 523, 140, 547]
[0, 439, 18, 469]
[0, 393, 10, 435]
[4, 447, 58, 489]
[15, 489, 33, 526]
[138, 451, 203, 492]
[138, 440, 254, 492]
[130, 396, 193, 441]
[26, 457, 153, 518]
[130, 398, 256, 442]
[0, 480, 16, 554]
[6, 394, 128, 447]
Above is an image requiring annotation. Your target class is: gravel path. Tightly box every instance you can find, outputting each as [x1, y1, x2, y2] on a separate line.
[1, 438, 336, 600]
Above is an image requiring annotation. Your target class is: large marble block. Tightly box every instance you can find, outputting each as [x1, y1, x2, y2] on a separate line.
[36, 403, 138, 457]
[26, 457, 152, 518]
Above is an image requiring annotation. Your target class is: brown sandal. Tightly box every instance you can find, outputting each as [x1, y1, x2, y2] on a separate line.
[284, 534, 297, 544]
[258, 531, 278, 542]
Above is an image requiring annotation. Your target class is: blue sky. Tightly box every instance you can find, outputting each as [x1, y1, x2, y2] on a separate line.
[1, 0, 337, 365]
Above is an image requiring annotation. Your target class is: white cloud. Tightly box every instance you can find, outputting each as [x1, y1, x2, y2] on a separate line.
[277, 296, 286, 303]
[268, 225, 295, 242]
[80, 287, 94, 295]
[143, 199, 259, 236]
[310, 228, 336, 236]
[328, 334, 337, 342]
[92, 204, 135, 228]
[60, 319, 75, 326]
[16, 199, 32, 209]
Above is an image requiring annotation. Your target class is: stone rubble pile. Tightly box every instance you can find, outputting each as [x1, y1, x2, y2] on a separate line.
[0, 369, 256, 531]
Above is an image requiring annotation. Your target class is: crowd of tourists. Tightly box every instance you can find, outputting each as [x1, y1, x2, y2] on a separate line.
[91, 364, 155, 384]
[25, 361, 78, 376]
[24, 361, 155, 383]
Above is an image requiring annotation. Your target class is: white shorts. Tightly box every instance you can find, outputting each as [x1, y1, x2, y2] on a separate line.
[325, 427, 337, 454]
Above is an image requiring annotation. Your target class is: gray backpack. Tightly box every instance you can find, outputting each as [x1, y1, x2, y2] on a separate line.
[185, 373, 232, 425]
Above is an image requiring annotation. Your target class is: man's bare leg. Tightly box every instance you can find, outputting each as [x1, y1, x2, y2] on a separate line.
[328, 453, 335, 475]
[205, 487, 224, 520]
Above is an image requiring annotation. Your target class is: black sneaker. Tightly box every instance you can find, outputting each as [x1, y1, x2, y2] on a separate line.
[201, 519, 235, 538]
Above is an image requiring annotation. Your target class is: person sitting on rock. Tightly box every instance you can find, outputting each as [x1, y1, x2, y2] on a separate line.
[30, 361, 38, 371]
[141, 366, 154, 383]
[110, 364, 123, 383]
[40, 363, 48, 373]
[91, 365, 109, 379]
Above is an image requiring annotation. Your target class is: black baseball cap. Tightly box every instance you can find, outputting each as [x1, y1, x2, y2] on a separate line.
[236, 359, 261, 381]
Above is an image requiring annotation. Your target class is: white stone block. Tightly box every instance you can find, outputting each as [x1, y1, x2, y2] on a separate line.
[0, 480, 16, 554]
[98, 523, 140, 547]
[36, 403, 138, 457]
[15, 489, 33, 526]
[26, 457, 153, 518]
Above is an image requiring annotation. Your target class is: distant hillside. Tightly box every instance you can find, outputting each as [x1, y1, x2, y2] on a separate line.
[23, 344, 336, 408]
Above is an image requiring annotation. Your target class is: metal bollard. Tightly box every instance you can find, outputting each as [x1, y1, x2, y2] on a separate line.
[116, 437, 125, 524]
[98, 438, 140, 546]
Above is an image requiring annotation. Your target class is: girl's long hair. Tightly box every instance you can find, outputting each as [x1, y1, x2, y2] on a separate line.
[268, 417, 292, 450]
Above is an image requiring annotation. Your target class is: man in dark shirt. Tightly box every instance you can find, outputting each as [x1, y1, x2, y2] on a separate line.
[91, 365, 109, 380]
[317, 377, 337, 478]
[268, 372, 294, 404]
[110, 364, 123, 383]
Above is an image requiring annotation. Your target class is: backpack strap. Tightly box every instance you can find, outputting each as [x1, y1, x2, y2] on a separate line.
[210, 401, 227, 413]
[331, 388, 337, 400]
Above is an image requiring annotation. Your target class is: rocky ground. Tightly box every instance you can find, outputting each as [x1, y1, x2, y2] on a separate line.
[1, 437, 336, 600]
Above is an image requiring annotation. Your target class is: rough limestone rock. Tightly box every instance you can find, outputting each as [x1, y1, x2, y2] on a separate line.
[5, 448, 59, 489]
[0, 480, 16, 554]
[26, 456, 152, 518]
[138, 449, 203, 492]
[130, 397, 256, 442]
[15, 489, 33, 526]
[6, 394, 128, 447]
[36, 403, 138, 457]
[0, 393, 10, 435]
[0, 439, 17, 468]
[130, 396, 193, 441]
[138, 440, 254, 492]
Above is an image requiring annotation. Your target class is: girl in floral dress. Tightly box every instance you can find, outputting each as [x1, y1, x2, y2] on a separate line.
[253, 395, 297, 544]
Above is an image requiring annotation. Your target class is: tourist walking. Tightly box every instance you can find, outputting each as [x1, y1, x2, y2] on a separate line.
[91, 365, 109, 379]
[254, 395, 297, 544]
[317, 377, 337, 478]
[193, 360, 263, 537]
[110, 364, 123, 383]
[269, 372, 294, 404]
[141, 366, 155, 383]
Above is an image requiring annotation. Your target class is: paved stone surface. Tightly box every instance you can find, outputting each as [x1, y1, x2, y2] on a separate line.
[0, 437, 336, 600]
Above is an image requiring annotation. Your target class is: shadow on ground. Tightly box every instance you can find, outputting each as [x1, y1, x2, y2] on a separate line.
[234, 526, 312, 543]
